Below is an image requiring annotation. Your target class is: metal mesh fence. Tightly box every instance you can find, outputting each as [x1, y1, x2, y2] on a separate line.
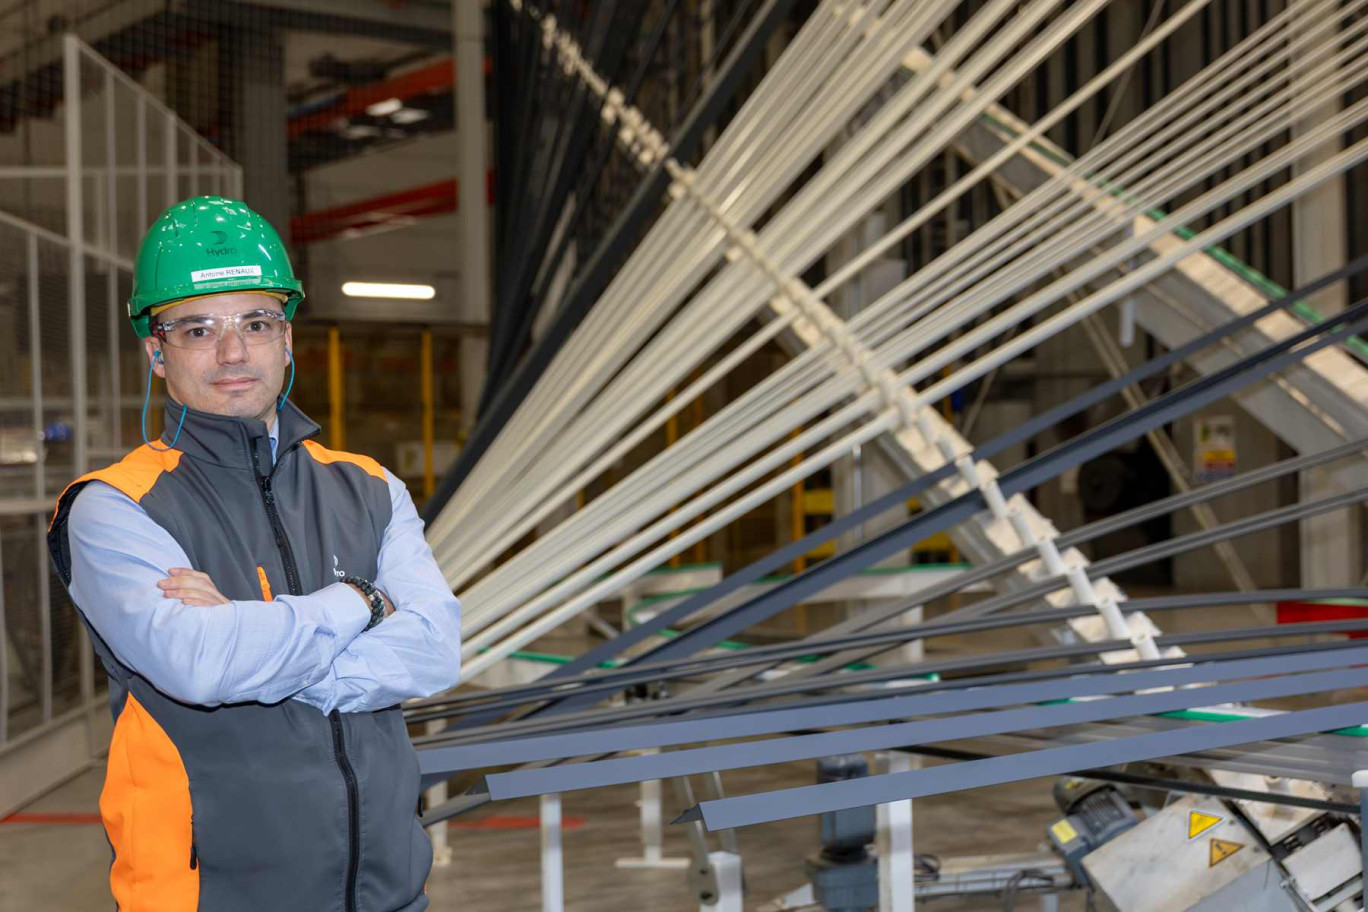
[0, 31, 241, 745]
[1, 217, 72, 742]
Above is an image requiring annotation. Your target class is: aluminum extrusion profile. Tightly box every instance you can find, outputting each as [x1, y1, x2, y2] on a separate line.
[468, 665, 1368, 799]
[416, 622, 1368, 749]
[674, 700, 1368, 830]
[417, 644, 1368, 777]
[410, 586, 1368, 724]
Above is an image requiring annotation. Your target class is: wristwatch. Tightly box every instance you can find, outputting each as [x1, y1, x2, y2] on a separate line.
[343, 575, 387, 630]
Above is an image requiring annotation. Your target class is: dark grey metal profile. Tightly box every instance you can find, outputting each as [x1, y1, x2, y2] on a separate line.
[417, 619, 1368, 753]
[468, 666, 1368, 799]
[419, 623, 1368, 758]
[411, 586, 1368, 727]
[414, 636, 1368, 824]
[675, 700, 1368, 830]
[940, 490, 1368, 626]
[421, 644, 1368, 778]
[676, 487, 1368, 692]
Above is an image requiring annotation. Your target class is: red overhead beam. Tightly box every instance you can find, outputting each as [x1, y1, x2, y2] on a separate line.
[289, 55, 488, 138]
[291, 174, 494, 245]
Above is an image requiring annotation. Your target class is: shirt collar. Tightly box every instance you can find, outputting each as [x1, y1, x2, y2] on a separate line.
[159, 398, 319, 475]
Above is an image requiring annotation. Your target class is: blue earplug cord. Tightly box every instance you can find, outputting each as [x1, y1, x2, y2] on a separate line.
[141, 348, 295, 450]
[142, 351, 186, 451]
[278, 348, 294, 411]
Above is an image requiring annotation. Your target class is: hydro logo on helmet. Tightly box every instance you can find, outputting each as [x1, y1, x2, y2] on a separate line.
[128, 195, 305, 338]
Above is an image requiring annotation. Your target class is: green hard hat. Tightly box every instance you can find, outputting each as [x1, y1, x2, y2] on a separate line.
[128, 195, 304, 338]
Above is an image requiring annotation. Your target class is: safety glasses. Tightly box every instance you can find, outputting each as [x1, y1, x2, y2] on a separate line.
[154, 309, 288, 351]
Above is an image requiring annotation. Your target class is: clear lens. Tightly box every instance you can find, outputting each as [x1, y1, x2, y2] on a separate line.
[157, 311, 287, 350]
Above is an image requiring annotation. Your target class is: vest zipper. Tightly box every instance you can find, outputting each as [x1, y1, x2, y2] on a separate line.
[252, 442, 360, 911]
[331, 711, 362, 912]
[251, 447, 302, 597]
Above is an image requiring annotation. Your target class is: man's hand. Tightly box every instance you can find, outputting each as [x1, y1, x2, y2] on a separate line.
[159, 567, 230, 606]
[159, 568, 394, 616]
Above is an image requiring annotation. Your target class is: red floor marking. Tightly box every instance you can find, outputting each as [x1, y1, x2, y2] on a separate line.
[1, 812, 103, 825]
[449, 815, 585, 830]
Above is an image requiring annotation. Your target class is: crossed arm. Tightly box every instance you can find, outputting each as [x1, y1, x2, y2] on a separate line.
[66, 470, 461, 713]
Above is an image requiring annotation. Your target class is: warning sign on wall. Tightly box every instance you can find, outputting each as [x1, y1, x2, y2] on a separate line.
[1194, 416, 1237, 482]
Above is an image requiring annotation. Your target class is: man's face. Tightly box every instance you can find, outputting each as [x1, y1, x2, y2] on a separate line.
[144, 293, 293, 424]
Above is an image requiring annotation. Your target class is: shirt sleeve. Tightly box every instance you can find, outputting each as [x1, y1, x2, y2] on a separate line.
[293, 469, 462, 715]
[66, 481, 373, 707]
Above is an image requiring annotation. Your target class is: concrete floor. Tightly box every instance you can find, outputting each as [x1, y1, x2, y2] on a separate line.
[0, 757, 1088, 911]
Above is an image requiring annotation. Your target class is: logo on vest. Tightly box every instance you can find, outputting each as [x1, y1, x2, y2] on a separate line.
[333, 555, 346, 579]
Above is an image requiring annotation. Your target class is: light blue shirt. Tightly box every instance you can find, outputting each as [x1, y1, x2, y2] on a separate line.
[64, 420, 461, 713]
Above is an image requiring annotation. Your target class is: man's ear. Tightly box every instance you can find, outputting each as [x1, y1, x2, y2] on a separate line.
[144, 338, 166, 379]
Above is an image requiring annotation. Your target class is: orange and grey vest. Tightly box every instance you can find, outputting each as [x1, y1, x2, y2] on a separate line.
[48, 401, 431, 912]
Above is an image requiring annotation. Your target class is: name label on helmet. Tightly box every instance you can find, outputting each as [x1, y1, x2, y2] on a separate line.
[191, 265, 263, 284]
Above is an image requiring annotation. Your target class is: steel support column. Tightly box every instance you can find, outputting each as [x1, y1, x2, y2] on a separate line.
[455, 0, 493, 435]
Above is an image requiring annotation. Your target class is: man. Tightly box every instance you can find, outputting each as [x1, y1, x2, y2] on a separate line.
[46, 195, 460, 912]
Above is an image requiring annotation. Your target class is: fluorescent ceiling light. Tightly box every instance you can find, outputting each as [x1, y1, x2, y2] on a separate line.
[342, 282, 436, 300]
[391, 107, 430, 125]
[365, 97, 404, 117]
[341, 124, 381, 140]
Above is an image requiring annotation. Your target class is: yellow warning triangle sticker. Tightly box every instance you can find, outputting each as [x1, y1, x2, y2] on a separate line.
[1209, 838, 1245, 867]
[1187, 810, 1223, 840]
